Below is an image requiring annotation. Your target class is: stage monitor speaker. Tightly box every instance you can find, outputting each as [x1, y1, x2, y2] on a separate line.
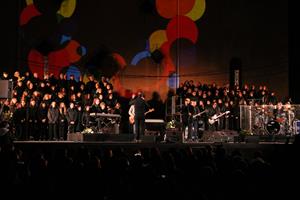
[0, 80, 13, 99]
[165, 129, 182, 143]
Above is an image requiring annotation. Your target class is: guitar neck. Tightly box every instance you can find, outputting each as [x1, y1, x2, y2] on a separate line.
[193, 110, 206, 117]
[214, 111, 229, 119]
[145, 111, 151, 115]
[217, 113, 225, 118]
[145, 109, 154, 115]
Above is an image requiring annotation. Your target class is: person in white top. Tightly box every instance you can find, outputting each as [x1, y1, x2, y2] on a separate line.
[128, 104, 135, 134]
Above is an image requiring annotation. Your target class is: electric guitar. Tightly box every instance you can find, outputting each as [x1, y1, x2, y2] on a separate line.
[192, 109, 208, 118]
[129, 108, 155, 124]
[208, 111, 230, 124]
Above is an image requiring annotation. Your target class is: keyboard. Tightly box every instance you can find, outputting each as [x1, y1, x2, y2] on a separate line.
[145, 119, 165, 123]
[90, 113, 121, 118]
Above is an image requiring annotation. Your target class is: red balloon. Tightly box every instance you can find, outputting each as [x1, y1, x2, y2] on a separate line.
[156, 0, 195, 19]
[166, 15, 198, 45]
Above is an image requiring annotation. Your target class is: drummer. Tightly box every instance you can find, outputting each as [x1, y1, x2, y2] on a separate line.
[273, 101, 287, 134]
[273, 102, 286, 122]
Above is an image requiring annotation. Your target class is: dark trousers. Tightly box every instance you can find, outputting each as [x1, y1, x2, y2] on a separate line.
[49, 123, 57, 140]
[134, 117, 145, 140]
[224, 117, 230, 130]
[28, 121, 38, 140]
[15, 123, 25, 140]
[40, 122, 48, 140]
[58, 122, 66, 139]
[188, 120, 198, 139]
[208, 121, 218, 131]
[22, 122, 28, 140]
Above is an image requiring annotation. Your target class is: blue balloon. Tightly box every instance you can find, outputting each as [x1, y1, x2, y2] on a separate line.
[80, 46, 87, 56]
[131, 51, 151, 65]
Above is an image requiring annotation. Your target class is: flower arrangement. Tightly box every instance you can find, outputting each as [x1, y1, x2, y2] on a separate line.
[82, 128, 94, 134]
[166, 120, 176, 129]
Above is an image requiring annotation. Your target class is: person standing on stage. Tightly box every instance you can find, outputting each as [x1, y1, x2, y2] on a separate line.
[38, 101, 48, 140]
[131, 92, 151, 142]
[82, 105, 91, 129]
[181, 97, 191, 141]
[188, 98, 200, 141]
[66, 102, 78, 134]
[128, 104, 135, 134]
[76, 105, 83, 133]
[28, 99, 38, 140]
[47, 101, 59, 140]
[207, 101, 220, 131]
[58, 102, 67, 140]
[128, 93, 137, 135]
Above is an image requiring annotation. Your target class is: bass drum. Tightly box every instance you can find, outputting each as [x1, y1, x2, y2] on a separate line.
[266, 120, 280, 135]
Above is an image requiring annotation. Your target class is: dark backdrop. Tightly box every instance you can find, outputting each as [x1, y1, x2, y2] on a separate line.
[1, 0, 289, 99]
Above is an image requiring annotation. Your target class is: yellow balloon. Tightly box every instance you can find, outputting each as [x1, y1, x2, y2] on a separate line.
[149, 30, 167, 52]
[26, 0, 33, 5]
[185, 0, 206, 21]
[57, 0, 77, 18]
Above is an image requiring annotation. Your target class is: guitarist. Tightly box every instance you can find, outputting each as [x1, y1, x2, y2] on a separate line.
[206, 101, 220, 131]
[130, 92, 152, 142]
[128, 104, 154, 135]
[197, 100, 207, 136]
[188, 98, 200, 141]
[181, 98, 191, 141]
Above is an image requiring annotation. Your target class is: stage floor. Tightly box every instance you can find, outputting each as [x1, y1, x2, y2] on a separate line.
[12, 137, 294, 150]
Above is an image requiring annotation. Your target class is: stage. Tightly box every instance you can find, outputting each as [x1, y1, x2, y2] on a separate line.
[12, 133, 297, 159]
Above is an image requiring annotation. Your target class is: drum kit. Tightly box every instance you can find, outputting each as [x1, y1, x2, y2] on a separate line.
[252, 105, 297, 135]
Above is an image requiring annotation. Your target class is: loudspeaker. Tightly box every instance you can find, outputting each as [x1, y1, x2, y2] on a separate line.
[0, 80, 13, 99]
[229, 57, 242, 89]
[165, 129, 182, 143]
[151, 49, 164, 63]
